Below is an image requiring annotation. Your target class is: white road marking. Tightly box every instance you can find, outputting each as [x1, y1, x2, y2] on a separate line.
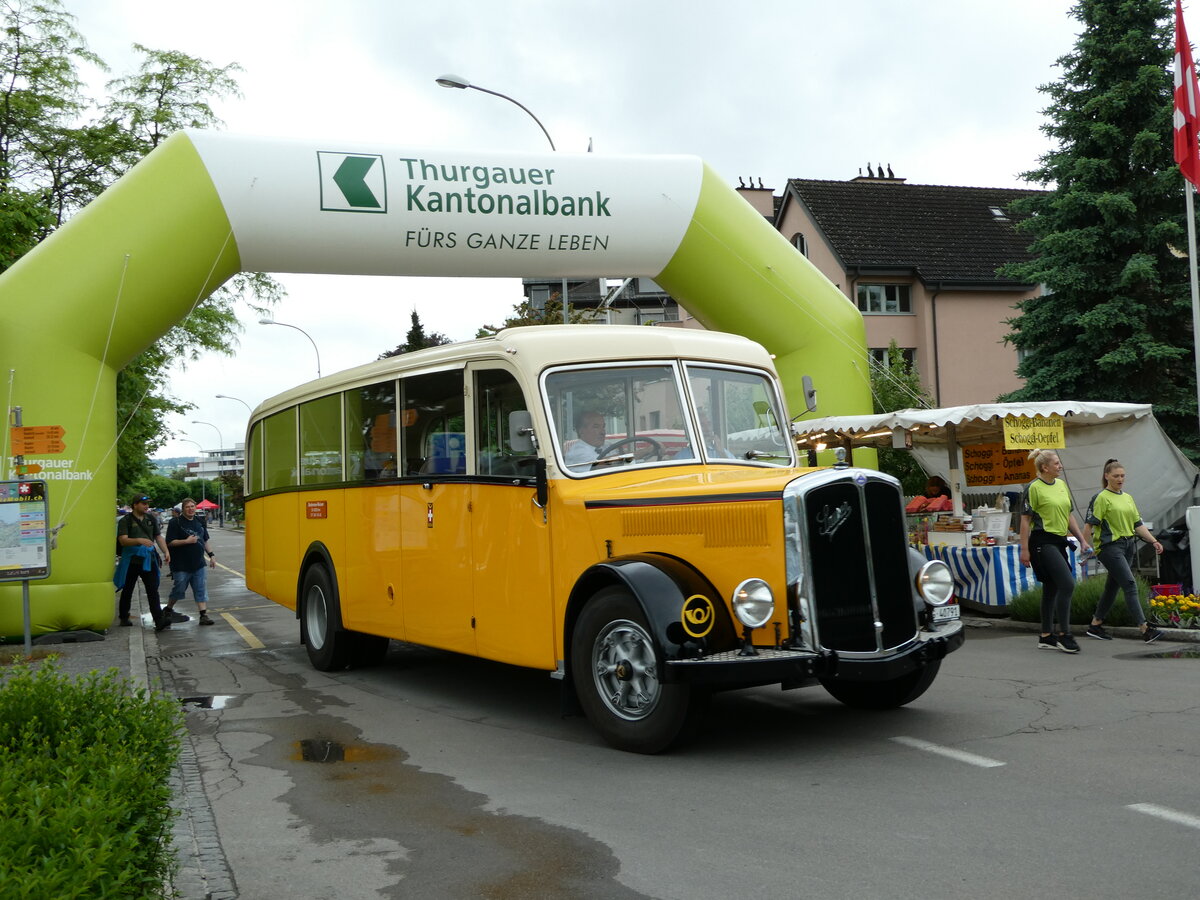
[1127, 804, 1200, 830]
[890, 735, 1006, 768]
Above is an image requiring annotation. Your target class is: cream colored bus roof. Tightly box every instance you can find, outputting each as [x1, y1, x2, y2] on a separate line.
[253, 325, 775, 419]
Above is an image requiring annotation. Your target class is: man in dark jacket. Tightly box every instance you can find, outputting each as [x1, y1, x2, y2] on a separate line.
[115, 495, 170, 630]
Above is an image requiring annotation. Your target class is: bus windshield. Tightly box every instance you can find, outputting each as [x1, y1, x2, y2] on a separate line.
[544, 362, 793, 475]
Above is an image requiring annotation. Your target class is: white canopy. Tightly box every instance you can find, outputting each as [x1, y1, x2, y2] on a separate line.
[794, 402, 1199, 529]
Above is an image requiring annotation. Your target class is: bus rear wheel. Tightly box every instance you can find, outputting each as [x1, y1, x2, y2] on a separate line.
[301, 564, 352, 671]
[571, 587, 706, 754]
[818, 661, 942, 710]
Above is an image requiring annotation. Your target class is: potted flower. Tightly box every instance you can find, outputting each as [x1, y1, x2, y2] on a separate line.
[1147, 593, 1200, 629]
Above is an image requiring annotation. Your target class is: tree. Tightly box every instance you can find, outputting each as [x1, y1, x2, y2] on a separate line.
[870, 341, 933, 494]
[0, 1, 281, 492]
[475, 290, 600, 336]
[1000, 0, 1198, 457]
[379, 309, 451, 358]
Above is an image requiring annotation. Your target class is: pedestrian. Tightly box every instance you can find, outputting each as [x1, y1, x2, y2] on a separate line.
[1084, 459, 1165, 643]
[164, 497, 217, 626]
[114, 494, 171, 631]
[923, 475, 951, 498]
[1018, 449, 1092, 653]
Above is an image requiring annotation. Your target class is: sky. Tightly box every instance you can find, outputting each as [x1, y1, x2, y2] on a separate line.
[59, 0, 1092, 460]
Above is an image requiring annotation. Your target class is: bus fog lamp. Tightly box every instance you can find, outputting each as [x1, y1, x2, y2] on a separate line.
[732, 578, 774, 629]
[917, 560, 954, 606]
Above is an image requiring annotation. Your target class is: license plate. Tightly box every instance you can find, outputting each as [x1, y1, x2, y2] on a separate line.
[932, 605, 960, 622]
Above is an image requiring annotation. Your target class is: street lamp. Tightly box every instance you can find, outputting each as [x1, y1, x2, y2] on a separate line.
[258, 318, 322, 378]
[435, 74, 567, 322]
[178, 438, 207, 500]
[191, 420, 225, 526]
[215, 394, 252, 413]
[435, 74, 556, 150]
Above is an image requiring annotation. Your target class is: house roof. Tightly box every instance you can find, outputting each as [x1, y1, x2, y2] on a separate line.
[782, 179, 1046, 286]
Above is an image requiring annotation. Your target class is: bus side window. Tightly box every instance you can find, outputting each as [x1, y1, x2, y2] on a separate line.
[345, 380, 397, 481]
[402, 368, 466, 476]
[475, 368, 535, 476]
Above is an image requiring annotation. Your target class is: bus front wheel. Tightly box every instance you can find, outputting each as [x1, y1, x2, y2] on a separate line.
[301, 564, 351, 671]
[571, 587, 706, 754]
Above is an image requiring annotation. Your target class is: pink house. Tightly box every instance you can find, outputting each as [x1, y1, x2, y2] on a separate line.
[731, 171, 1046, 406]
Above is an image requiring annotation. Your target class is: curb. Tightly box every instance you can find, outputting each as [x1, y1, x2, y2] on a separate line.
[961, 614, 1200, 643]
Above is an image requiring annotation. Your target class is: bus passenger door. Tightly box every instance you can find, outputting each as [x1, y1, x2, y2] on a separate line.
[399, 368, 476, 654]
[469, 366, 555, 669]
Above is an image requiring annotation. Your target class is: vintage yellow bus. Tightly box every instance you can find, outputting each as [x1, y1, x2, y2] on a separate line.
[244, 325, 962, 752]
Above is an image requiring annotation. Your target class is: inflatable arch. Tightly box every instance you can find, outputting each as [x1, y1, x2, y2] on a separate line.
[0, 130, 870, 638]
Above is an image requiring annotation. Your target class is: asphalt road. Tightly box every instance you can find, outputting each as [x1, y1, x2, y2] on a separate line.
[155, 527, 1200, 899]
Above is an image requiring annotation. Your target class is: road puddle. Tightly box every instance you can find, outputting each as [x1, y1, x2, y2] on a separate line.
[180, 694, 236, 709]
[292, 738, 395, 763]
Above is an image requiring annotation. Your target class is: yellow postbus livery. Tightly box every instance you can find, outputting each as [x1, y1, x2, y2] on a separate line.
[244, 325, 963, 752]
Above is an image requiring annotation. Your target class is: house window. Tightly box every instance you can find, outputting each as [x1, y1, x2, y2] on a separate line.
[869, 347, 917, 367]
[790, 232, 808, 257]
[856, 284, 912, 314]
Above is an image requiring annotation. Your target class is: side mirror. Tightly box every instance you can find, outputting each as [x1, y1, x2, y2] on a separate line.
[508, 410, 534, 452]
[802, 375, 818, 413]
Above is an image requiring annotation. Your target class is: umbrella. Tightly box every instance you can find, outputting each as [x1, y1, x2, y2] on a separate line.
[195, 498, 219, 510]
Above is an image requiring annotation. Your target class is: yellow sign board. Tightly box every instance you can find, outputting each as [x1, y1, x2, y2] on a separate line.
[962, 442, 1038, 487]
[1002, 415, 1064, 451]
[9, 425, 66, 455]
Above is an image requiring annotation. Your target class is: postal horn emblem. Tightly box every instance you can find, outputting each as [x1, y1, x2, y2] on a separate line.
[681, 594, 715, 638]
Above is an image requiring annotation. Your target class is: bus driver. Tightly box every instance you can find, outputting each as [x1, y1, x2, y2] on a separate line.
[565, 409, 607, 467]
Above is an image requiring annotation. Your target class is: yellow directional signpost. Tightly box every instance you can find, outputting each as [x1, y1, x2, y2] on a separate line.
[9, 425, 66, 455]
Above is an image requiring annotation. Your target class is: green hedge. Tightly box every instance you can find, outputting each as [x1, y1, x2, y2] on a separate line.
[0, 664, 183, 899]
[1007, 573, 1152, 627]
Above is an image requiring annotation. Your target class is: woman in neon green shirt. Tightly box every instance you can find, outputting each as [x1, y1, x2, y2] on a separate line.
[1084, 459, 1164, 643]
[1019, 449, 1091, 653]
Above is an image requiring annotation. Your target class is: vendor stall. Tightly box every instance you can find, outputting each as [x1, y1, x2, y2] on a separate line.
[794, 401, 1199, 610]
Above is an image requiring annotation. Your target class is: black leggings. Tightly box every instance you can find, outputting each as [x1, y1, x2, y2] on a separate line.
[1033, 538, 1075, 634]
[1094, 537, 1146, 627]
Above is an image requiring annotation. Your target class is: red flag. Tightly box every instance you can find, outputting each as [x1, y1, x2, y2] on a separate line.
[1176, 1, 1200, 187]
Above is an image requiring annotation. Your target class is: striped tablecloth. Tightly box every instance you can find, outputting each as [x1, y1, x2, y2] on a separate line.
[920, 543, 1081, 608]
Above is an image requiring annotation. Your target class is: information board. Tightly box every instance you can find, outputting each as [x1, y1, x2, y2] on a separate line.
[0, 480, 50, 581]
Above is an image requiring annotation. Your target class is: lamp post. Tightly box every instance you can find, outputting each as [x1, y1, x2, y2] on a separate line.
[258, 318, 321, 378]
[191, 420, 225, 526]
[435, 74, 568, 324]
[215, 394, 252, 413]
[435, 74, 556, 150]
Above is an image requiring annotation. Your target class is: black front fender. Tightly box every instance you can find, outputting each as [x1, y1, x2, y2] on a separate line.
[567, 554, 739, 665]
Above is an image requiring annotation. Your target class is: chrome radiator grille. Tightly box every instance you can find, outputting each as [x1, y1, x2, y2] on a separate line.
[793, 472, 916, 653]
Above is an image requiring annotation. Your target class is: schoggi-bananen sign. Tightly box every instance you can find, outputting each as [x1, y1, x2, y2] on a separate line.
[0, 130, 868, 638]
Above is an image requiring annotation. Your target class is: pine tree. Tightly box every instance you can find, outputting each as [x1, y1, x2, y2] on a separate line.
[1001, 0, 1198, 457]
[378, 309, 450, 357]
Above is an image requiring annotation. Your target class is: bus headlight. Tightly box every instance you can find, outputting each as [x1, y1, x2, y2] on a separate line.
[916, 560, 954, 607]
[732, 578, 775, 629]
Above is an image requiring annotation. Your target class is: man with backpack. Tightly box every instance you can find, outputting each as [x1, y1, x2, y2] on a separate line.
[114, 494, 170, 630]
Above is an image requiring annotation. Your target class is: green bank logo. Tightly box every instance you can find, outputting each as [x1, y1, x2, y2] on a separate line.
[318, 152, 387, 213]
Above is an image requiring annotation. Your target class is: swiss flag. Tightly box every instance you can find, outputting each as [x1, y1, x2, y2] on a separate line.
[1176, 1, 1200, 187]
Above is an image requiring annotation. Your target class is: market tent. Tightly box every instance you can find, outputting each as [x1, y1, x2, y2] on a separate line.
[194, 499, 219, 510]
[794, 401, 1200, 529]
